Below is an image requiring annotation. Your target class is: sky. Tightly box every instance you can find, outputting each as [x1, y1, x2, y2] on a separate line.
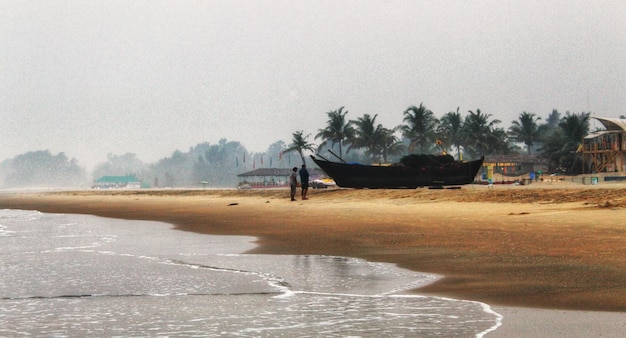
[2, 0, 626, 170]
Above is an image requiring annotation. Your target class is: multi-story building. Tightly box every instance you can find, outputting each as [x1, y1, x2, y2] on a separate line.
[582, 117, 626, 173]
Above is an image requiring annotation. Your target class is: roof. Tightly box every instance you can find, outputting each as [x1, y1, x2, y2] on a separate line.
[584, 130, 616, 139]
[594, 117, 626, 131]
[95, 175, 140, 183]
[237, 168, 294, 177]
[237, 168, 325, 177]
[484, 154, 547, 164]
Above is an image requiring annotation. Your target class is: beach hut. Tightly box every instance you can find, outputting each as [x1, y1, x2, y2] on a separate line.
[93, 175, 141, 189]
[482, 155, 548, 179]
[237, 168, 326, 188]
[582, 117, 626, 173]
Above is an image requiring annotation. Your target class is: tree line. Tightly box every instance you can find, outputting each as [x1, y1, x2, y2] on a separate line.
[1, 140, 270, 188]
[285, 105, 594, 175]
[1, 104, 607, 188]
[0, 150, 87, 188]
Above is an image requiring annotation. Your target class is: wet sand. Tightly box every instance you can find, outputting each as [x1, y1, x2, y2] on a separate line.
[491, 306, 626, 337]
[2, 182, 625, 336]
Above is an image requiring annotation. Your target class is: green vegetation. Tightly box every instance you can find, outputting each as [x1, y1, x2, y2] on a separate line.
[1, 105, 595, 188]
[283, 131, 316, 166]
[313, 105, 591, 174]
[0, 150, 87, 188]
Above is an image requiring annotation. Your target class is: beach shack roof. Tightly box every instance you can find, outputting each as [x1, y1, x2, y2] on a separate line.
[483, 154, 547, 165]
[95, 175, 140, 183]
[93, 175, 142, 189]
[237, 168, 293, 177]
[236, 168, 325, 189]
[584, 117, 626, 141]
[593, 117, 626, 131]
[237, 168, 326, 177]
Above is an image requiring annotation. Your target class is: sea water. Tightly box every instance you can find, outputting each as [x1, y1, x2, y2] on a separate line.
[0, 209, 502, 337]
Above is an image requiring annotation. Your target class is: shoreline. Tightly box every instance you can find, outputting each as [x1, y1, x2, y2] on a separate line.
[1, 184, 625, 313]
[2, 185, 626, 336]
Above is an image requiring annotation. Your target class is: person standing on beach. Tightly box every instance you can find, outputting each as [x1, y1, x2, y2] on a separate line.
[299, 164, 310, 200]
[289, 167, 298, 201]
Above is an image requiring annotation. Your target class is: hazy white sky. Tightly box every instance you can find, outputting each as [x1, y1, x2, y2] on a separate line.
[2, 0, 625, 169]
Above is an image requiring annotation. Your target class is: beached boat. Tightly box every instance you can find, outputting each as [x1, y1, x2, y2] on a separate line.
[310, 153, 484, 189]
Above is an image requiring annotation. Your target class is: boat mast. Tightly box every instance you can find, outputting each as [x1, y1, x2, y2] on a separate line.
[328, 150, 347, 163]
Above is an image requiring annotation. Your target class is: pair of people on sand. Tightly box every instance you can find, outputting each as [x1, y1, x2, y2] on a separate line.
[290, 164, 309, 201]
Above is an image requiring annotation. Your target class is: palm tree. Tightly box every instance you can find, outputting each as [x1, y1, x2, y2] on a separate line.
[378, 126, 405, 163]
[283, 130, 316, 165]
[540, 112, 590, 173]
[490, 127, 519, 154]
[437, 107, 464, 159]
[349, 114, 385, 161]
[536, 109, 561, 146]
[508, 112, 541, 154]
[461, 109, 502, 157]
[315, 107, 355, 158]
[560, 112, 590, 142]
[401, 103, 439, 154]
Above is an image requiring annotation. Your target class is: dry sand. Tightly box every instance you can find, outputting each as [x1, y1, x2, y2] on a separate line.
[1, 181, 625, 336]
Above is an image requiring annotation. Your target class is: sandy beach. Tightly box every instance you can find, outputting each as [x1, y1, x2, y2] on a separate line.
[1, 182, 625, 336]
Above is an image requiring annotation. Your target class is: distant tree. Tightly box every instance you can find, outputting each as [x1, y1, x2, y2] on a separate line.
[437, 107, 464, 159]
[1, 150, 87, 188]
[315, 107, 355, 158]
[508, 112, 542, 154]
[151, 150, 193, 188]
[534, 109, 561, 148]
[93, 153, 147, 180]
[545, 109, 561, 128]
[401, 103, 439, 154]
[198, 139, 245, 187]
[149, 139, 245, 188]
[265, 140, 287, 168]
[540, 112, 590, 173]
[190, 142, 213, 184]
[283, 130, 316, 166]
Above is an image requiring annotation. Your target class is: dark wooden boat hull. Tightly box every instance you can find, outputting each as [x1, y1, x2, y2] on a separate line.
[311, 155, 484, 189]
